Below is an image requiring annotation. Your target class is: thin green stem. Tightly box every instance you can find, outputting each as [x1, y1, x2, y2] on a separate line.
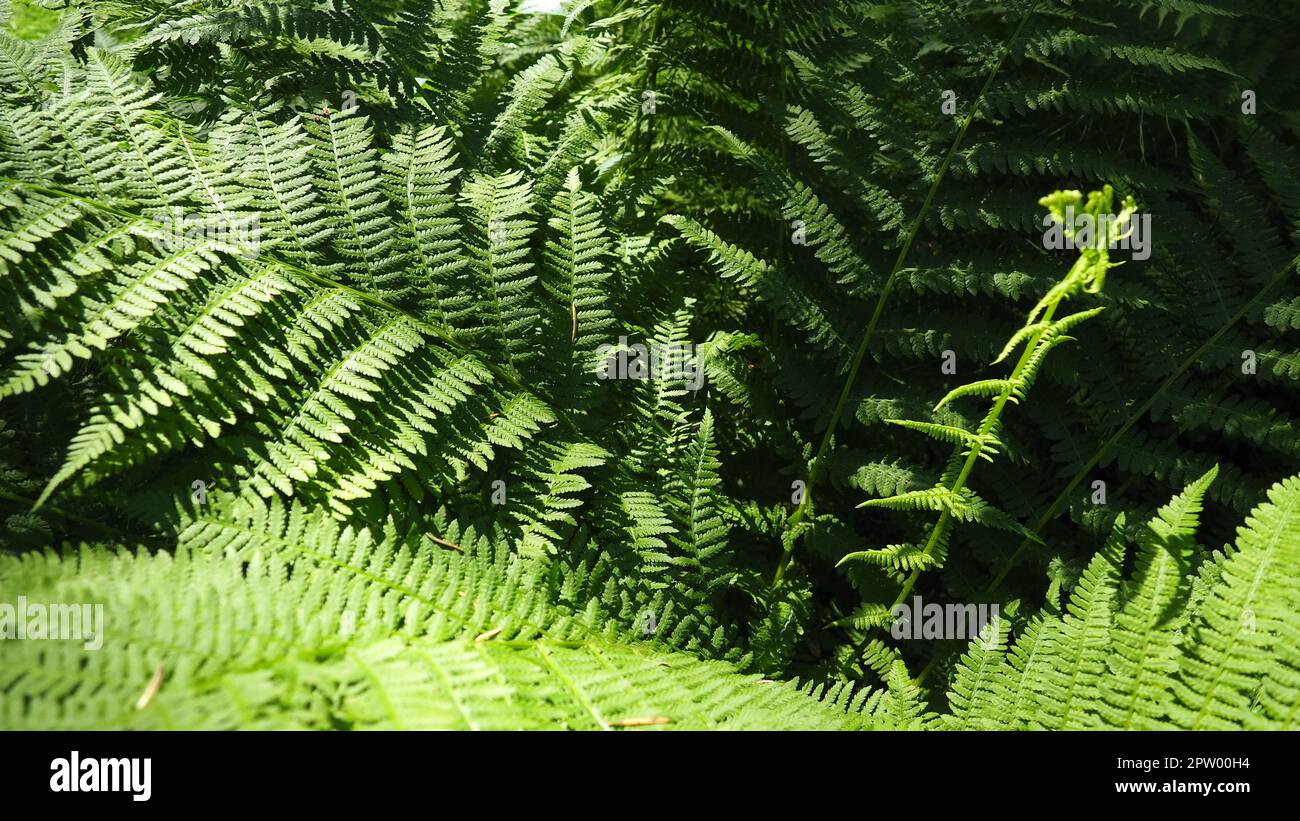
[890, 301, 1062, 609]
[773, 4, 1042, 585]
[981, 253, 1300, 597]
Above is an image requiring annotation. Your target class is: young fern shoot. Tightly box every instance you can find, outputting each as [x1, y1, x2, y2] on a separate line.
[838, 187, 1140, 616]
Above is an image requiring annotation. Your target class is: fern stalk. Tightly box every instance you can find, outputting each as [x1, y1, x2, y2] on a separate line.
[838, 186, 1133, 664]
[888, 301, 1064, 607]
[773, 1, 1044, 585]
[982, 251, 1300, 597]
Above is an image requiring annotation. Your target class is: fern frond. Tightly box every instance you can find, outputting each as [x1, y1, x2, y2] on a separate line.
[460, 169, 541, 373]
[0, 498, 864, 730]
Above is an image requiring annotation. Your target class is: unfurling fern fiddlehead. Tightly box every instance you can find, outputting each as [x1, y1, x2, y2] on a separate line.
[838, 186, 1141, 633]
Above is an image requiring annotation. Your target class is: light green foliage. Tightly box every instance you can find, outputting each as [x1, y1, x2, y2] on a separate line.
[942, 469, 1300, 730]
[0, 0, 1296, 730]
[0, 498, 866, 730]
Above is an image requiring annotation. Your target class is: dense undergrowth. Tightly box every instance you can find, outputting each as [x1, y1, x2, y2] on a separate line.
[0, 0, 1297, 729]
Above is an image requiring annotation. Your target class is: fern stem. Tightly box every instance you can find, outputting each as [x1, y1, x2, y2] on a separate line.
[773, 3, 1042, 585]
[981, 253, 1300, 597]
[891, 301, 1062, 608]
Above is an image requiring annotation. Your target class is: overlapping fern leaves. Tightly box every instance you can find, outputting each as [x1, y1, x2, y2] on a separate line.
[941, 467, 1300, 730]
[0, 496, 870, 730]
[0, 0, 1297, 729]
[608, 0, 1300, 681]
[0, 0, 752, 688]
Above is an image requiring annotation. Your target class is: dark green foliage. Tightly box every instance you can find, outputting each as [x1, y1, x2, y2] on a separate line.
[0, 0, 1296, 729]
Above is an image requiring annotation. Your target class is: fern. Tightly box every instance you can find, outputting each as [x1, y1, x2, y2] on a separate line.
[0, 497, 865, 730]
[939, 468, 1300, 730]
[0, 0, 1297, 732]
[840, 188, 1122, 621]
